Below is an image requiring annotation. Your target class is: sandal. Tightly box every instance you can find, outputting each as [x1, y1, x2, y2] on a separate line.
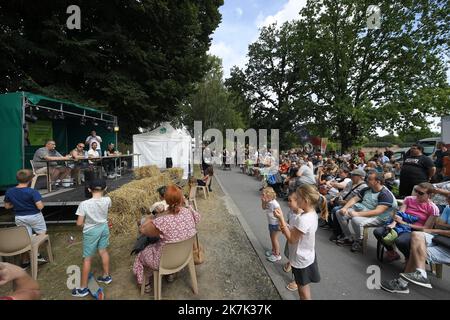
[143, 282, 152, 294]
[286, 281, 298, 291]
[283, 263, 291, 273]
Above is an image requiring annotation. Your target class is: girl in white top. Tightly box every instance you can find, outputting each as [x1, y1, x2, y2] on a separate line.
[261, 187, 282, 262]
[274, 184, 328, 300]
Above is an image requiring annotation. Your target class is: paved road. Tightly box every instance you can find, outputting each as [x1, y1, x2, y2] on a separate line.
[214, 167, 450, 300]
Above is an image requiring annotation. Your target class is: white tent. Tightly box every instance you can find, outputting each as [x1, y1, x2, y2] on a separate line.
[133, 122, 192, 179]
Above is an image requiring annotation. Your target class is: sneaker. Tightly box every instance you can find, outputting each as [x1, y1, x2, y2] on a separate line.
[336, 238, 353, 246]
[107, 174, 115, 179]
[384, 250, 401, 263]
[265, 250, 273, 257]
[267, 254, 282, 262]
[380, 279, 410, 294]
[400, 271, 432, 289]
[72, 287, 90, 297]
[351, 240, 363, 253]
[97, 275, 112, 284]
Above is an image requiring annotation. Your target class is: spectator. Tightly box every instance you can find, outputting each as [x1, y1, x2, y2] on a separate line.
[261, 187, 282, 262]
[4, 169, 48, 266]
[32, 140, 71, 187]
[197, 166, 214, 192]
[336, 171, 398, 253]
[133, 185, 200, 291]
[374, 182, 439, 262]
[85, 130, 102, 154]
[294, 160, 316, 191]
[283, 192, 302, 292]
[273, 184, 327, 300]
[432, 142, 448, 180]
[430, 183, 450, 214]
[380, 204, 450, 294]
[72, 179, 112, 297]
[443, 153, 450, 182]
[0, 262, 40, 300]
[399, 144, 435, 198]
[384, 147, 394, 161]
[328, 169, 368, 241]
[4, 169, 46, 236]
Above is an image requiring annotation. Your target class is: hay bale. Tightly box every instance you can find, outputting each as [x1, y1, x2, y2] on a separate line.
[107, 168, 185, 235]
[167, 167, 184, 182]
[133, 165, 160, 179]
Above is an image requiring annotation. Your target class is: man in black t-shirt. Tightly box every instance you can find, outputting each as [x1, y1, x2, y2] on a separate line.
[399, 144, 435, 197]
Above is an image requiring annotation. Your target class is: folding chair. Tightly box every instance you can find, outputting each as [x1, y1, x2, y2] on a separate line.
[30, 160, 50, 191]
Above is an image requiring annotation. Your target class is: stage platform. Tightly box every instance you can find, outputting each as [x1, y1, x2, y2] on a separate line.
[0, 172, 135, 225]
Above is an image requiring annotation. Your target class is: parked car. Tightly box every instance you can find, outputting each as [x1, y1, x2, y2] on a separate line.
[392, 147, 410, 164]
[418, 137, 441, 156]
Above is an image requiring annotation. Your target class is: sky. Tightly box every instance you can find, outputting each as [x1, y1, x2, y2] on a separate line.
[209, 0, 448, 135]
[209, 0, 307, 79]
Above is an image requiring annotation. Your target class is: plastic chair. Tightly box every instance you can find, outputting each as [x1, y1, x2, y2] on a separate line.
[141, 236, 198, 299]
[0, 226, 54, 280]
[30, 160, 50, 191]
[188, 185, 198, 211]
[196, 176, 210, 199]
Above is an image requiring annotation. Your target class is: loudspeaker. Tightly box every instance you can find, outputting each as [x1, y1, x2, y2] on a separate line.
[166, 157, 173, 168]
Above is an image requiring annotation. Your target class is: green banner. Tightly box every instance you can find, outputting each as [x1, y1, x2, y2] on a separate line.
[28, 120, 53, 146]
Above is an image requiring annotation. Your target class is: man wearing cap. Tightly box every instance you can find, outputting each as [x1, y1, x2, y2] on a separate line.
[328, 169, 368, 241]
[335, 171, 398, 252]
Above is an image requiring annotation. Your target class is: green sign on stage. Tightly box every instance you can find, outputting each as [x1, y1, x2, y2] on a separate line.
[28, 120, 53, 146]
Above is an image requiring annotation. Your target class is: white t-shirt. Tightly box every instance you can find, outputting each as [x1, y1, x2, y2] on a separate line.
[265, 199, 281, 225]
[87, 149, 100, 164]
[85, 135, 102, 150]
[289, 210, 318, 269]
[76, 196, 111, 232]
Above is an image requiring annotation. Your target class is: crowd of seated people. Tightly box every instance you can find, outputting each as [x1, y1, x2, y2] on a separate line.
[240, 143, 450, 294]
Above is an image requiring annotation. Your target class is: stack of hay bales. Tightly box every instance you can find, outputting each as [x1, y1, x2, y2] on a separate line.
[108, 167, 184, 235]
[167, 167, 184, 182]
[133, 165, 160, 180]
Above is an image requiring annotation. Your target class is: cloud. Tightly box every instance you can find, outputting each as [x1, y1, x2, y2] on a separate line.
[236, 7, 243, 17]
[208, 41, 248, 78]
[257, 0, 307, 28]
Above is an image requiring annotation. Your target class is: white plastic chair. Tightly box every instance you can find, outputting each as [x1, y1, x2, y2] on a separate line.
[196, 176, 210, 199]
[188, 185, 198, 211]
[0, 226, 54, 280]
[30, 160, 50, 191]
[141, 236, 198, 299]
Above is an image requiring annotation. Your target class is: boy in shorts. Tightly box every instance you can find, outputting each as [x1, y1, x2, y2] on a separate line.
[72, 179, 112, 297]
[4, 170, 47, 265]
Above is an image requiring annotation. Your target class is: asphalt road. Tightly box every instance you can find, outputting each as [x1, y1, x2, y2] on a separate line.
[214, 166, 450, 300]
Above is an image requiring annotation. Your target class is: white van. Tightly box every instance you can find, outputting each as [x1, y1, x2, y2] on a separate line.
[418, 137, 441, 156]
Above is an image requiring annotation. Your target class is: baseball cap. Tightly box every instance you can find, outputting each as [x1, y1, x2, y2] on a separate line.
[89, 179, 106, 191]
[350, 169, 366, 177]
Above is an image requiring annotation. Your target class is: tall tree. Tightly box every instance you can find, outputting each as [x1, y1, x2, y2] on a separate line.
[0, 0, 223, 141]
[180, 56, 245, 135]
[227, 0, 449, 150]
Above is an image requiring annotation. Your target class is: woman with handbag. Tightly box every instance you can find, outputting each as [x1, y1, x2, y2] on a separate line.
[132, 185, 200, 293]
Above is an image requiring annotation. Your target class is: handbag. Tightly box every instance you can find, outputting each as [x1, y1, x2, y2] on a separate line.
[193, 234, 205, 265]
[432, 235, 450, 250]
[188, 206, 205, 265]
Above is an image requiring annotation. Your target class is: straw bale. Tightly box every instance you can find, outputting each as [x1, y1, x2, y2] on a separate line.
[133, 165, 160, 179]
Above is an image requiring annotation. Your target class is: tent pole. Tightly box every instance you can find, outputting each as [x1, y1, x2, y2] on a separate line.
[21, 92, 26, 169]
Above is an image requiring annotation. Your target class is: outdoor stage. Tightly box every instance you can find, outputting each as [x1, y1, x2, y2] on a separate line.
[0, 171, 134, 225]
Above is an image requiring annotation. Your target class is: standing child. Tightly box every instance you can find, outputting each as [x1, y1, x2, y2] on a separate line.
[72, 179, 112, 297]
[261, 187, 282, 262]
[274, 184, 328, 300]
[283, 191, 303, 291]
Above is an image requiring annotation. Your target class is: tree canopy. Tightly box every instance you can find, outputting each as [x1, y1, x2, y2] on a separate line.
[0, 0, 223, 141]
[226, 0, 450, 150]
